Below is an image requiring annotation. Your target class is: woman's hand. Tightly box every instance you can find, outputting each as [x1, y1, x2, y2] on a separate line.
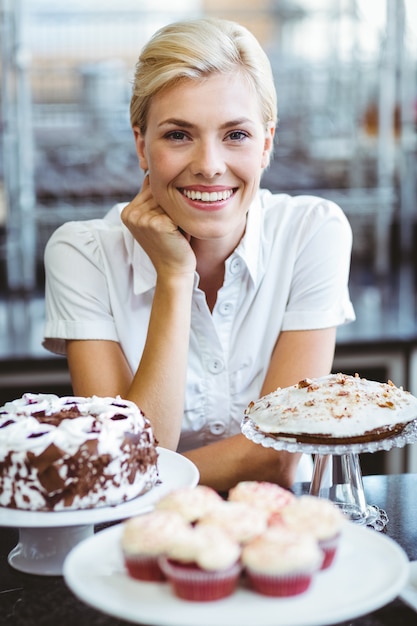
[110, 175, 195, 449]
[121, 175, 196, 278]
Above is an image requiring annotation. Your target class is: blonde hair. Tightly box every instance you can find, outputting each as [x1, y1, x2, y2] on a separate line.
[130, 17, 277, 134]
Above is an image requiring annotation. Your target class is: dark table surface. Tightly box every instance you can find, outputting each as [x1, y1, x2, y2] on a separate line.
[1, 473, 417, 626]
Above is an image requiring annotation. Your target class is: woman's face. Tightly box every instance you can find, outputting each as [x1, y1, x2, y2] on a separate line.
[134, 72, 274, 244]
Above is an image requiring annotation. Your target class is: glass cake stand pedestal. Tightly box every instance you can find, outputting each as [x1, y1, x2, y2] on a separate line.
[309, 452, 388, 530]
[241, 417, 417, 531]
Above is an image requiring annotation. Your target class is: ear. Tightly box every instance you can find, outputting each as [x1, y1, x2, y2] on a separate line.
[133, 126, 149, 172]
[261, 123, 275, 169]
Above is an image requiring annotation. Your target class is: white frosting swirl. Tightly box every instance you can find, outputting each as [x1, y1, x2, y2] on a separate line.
[280, 495, 345, 540]
[164, 524, 241, 571]
[122, 511, 189, 555]
[0, 393, 158, 511]
[198, 501, 268, 544]
[246, 373, 417, 439]
[228, 480, 295, 512]
[155, 485, 223, 521]
[0, 394, 148, 456]
[242, 527, 323, 574]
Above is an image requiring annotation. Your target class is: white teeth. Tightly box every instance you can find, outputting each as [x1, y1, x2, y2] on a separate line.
[182, 189, 233, 202]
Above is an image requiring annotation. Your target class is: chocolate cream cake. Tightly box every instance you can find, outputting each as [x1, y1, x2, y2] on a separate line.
[245, 373, 417, 444]
[0, 393, 159, 511]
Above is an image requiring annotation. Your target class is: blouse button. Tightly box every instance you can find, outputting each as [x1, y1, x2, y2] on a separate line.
[230, 258, 242, 275]
[219, 301, 233, 316]
[208, 358, 224, 374]
[209, 421, 226, 435]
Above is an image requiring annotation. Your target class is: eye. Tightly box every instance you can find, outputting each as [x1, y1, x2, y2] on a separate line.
[165, 130, 189, 141]
[227, 130, 249, 142]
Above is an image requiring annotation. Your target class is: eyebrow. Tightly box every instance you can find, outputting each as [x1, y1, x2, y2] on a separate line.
[158, 117, 255, 129]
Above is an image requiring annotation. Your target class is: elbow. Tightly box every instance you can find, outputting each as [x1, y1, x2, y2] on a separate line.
[152, 428, 180, 452]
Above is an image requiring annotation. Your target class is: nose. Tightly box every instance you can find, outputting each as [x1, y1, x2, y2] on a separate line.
[190, 139, 225, 179]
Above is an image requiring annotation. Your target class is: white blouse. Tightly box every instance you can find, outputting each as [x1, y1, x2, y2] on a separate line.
[44, 189, 355, 477]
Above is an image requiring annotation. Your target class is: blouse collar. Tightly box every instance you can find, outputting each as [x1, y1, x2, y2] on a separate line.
[120, 192, 263, 296]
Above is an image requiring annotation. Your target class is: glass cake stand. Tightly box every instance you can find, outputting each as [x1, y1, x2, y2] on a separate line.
[241, 417, 417, 531]
[0, 448, 199, 575]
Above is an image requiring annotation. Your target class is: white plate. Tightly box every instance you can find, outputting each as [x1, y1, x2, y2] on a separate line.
[64, 523, 409, 626]
[0, 448, 199, 528]
[400, 560, 417, 612]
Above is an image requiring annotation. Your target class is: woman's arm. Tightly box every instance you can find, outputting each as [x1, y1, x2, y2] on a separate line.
[66, 271, 193, 450]
[68, 326, 336, 490]
[183, 326, 336, 491]
[260, 326, 336, 394]
[67, 177, 196, 450]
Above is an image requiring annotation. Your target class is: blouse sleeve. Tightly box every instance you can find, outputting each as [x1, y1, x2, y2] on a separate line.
[43, 220, 119, 355]
[281, 198, 355, 330]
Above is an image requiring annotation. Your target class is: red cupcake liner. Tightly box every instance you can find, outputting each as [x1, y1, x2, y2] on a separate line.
[245, 569, 314, 597]
[318, 533, 340, 570]
[124, 554, 166, 582]
[158, 557, 241, 601]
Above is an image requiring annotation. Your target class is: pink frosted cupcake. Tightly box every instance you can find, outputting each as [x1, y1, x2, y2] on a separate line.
[121, 510, 188, 581]
[280, 495, 345, 569]
[241, 527, 323, 597]
[155, 485, 223, 523]
[158, 524, 241, 601]
[197, 500, 268, 545]
[228, 481, 295, 523]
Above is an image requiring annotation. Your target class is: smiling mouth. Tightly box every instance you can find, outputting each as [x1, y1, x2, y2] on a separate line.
[180, 188, 236, 202]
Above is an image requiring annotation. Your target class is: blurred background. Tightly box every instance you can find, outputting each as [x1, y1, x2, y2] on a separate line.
[1, 0, 416, 474]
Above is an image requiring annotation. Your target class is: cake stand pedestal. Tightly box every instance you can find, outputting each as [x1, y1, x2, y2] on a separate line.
[0, 506, 126, 576]
[241, 417, 417, 531]
[8, 525, 94, 575]
[309, 452, 388, 530]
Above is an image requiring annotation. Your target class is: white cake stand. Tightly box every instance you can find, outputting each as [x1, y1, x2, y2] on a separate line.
[241, 417, 417, 531]
[0, 448, 199, 575]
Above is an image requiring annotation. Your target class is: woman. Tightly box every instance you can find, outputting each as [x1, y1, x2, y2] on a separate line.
[43, 17, 355, 491]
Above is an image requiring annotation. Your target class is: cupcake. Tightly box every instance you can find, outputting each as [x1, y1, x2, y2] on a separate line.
[228, 481, 295, 523]
[121, 510, 188, 581]
[197, 500, 268, 544]
[158, 524, 242, 601]
[155, 485, 223, 523]
[241, 527, 323, 597]
[280, 495, 345, 569]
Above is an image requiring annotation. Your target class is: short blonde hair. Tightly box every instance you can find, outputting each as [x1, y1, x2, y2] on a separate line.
[130, 17, 277, 134]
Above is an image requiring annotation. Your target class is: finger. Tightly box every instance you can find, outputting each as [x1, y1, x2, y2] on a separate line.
[129, 175, 152, 208]
[140, 170, 149, 189]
